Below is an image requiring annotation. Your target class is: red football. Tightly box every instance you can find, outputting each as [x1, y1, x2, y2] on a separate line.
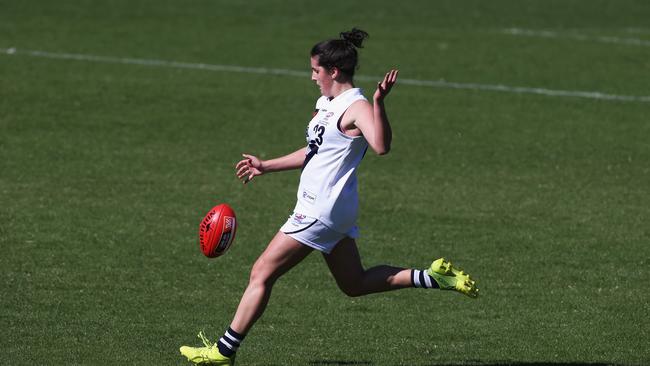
[199, 203, 237, 258]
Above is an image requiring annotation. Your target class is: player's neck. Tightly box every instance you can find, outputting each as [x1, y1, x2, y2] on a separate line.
[330, 81, 355, 99]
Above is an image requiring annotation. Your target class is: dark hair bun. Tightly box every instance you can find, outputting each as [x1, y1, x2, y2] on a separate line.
[340, 28, 369, 48]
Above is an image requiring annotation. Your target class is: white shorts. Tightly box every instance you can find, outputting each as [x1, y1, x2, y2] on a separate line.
[280, 212, 359, 254]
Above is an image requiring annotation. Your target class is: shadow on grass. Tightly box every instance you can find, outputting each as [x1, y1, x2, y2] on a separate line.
[422, 363, 635, 366]
[309, 362, 635, 366]
[309, 361, 373, 366]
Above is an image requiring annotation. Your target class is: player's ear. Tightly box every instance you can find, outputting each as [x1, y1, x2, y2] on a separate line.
[329, 66, 340, 80]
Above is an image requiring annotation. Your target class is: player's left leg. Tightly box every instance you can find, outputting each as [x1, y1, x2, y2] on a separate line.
[323, 237, 478, 298]
[322, 237, 412, 296]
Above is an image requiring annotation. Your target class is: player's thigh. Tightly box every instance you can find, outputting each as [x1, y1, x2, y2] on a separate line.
[322, 237, 365, 288]
[251, 231, 313, 283]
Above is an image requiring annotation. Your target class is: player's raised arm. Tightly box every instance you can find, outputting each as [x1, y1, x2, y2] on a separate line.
[353, 69, 399, 155]
[235, 147, 305, 184]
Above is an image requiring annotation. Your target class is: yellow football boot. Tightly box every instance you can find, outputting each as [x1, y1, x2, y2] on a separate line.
[180, 331, 235, 365]
[427, 257, 479, 298]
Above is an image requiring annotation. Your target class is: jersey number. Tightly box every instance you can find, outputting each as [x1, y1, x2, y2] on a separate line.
[303, 124, 325, 170]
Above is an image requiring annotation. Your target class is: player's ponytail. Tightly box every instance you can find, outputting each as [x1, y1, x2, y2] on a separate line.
[340, 28, 369, 48]
[311, 28, 369, 79]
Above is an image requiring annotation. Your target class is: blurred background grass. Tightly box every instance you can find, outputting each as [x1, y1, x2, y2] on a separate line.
[1, 0, 649, 365]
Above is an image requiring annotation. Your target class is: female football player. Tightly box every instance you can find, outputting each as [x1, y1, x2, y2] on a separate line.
[181, 28, 478, 365]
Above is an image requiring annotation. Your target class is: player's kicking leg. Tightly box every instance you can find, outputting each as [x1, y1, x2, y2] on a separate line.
[324, 237, 478, 298]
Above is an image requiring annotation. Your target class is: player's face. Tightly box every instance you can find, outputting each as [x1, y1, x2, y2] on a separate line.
[311, 56, 334, 97]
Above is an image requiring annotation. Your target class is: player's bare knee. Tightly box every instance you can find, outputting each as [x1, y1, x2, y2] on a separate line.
[249, 261, 277, 287]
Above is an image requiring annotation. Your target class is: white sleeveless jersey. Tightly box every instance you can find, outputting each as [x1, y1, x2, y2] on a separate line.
[293, 88, 368, 233]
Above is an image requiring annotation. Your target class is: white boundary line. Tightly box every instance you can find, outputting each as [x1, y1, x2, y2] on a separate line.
[625, 28, 650, 36]
[503, 28, 650, 48]
[3, 47, 650, 103]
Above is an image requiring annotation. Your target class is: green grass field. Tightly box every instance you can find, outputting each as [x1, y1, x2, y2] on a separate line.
[2, 1, 649, 365]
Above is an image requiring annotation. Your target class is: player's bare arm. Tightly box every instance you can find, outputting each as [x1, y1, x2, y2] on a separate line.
[235, 147, 305, 184]
[349, 69, 399, 155]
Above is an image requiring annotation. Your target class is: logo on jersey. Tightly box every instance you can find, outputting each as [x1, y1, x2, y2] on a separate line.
[302, 189, 317, 204]
[294, 213, 306, 221]
[289, 213, 310, 227]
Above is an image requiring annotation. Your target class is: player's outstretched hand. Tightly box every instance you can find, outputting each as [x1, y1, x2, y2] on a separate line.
[373, 69, 399, 102]
[235, 153, 264, 184]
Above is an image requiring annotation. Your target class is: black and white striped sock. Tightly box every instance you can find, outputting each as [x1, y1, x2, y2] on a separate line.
[216, 327, 245, 358]
[411, 269, 440, 289]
